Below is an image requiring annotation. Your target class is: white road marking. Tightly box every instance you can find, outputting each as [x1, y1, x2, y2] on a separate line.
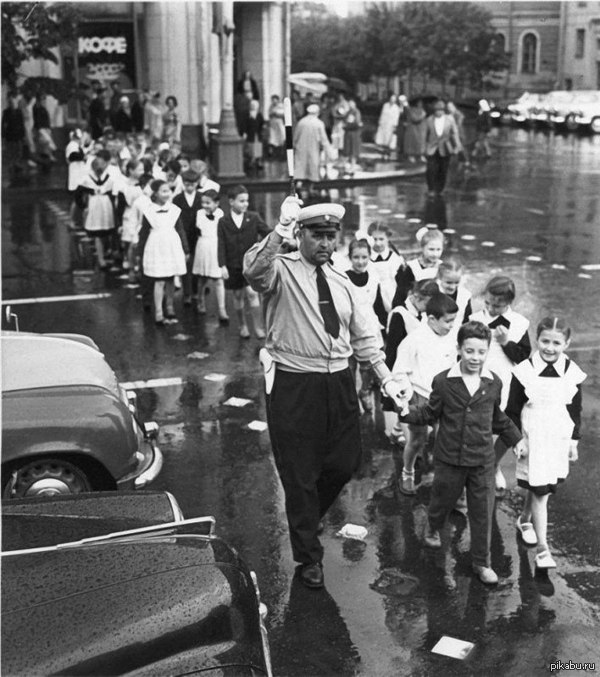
[551, 263, 567, 270]
[461, 234, 476, 241]
[525, 208, 545, 215]
[1, 293, 111, 306]
[501, 247, 522, 255]
[248, 420, 268, 432]
[187, 351, 209, 360]
[481, 241, 496, 247]
[577, 273, 592, 279]
[581, 264, 600, 271]
[120, 377, 184, 389]
[443, 228, 456, 234]
[378, 208, 392, 215]
[526, 255, 542, 262]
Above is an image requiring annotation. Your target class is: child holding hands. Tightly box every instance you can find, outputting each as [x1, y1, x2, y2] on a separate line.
[506, 317, 586, 570]
[399, 321, 523, 584]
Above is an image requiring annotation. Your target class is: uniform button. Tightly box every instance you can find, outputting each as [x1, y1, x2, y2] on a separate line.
[466, 407, 471, 412]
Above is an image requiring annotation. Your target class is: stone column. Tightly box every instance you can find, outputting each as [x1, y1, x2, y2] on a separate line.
[213, 0, 245, 179]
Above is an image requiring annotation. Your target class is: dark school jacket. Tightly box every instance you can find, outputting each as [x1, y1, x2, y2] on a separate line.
[217, 211, 270, 269]
[400, 366, 522, 466]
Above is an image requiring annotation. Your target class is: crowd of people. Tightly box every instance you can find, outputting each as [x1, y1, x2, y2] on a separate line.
[237, 193, 586, 589]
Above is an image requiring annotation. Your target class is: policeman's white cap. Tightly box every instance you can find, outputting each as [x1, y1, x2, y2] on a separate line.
[297, 203, 345, 229]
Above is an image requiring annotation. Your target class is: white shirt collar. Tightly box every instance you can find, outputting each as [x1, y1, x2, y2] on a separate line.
[231, 211, 244, 228]
[532, 351, 567, 376]
[405, 298, 421, 318]
[448, 362, 494, 380]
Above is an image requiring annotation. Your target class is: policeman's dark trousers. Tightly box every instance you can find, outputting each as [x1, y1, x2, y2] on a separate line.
[266, 368, 362, 565]
[426, 151, 451, 193]
[428, 459, 495, 568]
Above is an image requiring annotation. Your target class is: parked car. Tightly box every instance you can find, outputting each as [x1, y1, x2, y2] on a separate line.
[506, 92, 546, 124]
[566, 90, 600, 133]
[1, 491, 273, 676]
[1, 331, 162, 498]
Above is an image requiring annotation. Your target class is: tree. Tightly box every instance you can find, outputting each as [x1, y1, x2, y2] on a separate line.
[1, 2, 80, 89]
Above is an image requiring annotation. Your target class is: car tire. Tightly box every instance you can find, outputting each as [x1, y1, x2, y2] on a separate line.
[3, 458, 93, 498]
[565, 114, 578, 132]
[590, 117, 600, 134]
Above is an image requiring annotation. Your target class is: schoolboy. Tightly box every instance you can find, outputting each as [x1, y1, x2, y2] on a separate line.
[217, 185, 270, 338]
[392, 292, 458, 495]
[173, 169, 203, 305]
[399, 321, 523, 584]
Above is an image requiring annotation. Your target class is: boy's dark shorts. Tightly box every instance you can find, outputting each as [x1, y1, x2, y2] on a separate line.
[408, 392, 429, 433]
[224, 267, 248, 290]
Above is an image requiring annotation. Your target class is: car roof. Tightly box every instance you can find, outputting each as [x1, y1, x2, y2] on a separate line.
[1, 334, 120, 394]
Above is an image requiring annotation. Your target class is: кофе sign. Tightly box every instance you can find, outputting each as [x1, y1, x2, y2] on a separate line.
[77, 22, 136, 88]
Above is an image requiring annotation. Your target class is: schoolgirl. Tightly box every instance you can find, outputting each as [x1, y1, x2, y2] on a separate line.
[506, 317, 586, 570]
[138, 179, 189, 325]
[367, 221, 404, 314]
[392, 227, 444, 308]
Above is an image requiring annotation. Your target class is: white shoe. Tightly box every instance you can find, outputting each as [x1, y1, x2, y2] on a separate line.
[473, 565, 498, 585]
[516, 516, 538, 546]
[534, 550, 556, 569]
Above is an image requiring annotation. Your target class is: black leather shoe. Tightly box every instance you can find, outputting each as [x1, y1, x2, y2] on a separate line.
[300, 563, 324, 589]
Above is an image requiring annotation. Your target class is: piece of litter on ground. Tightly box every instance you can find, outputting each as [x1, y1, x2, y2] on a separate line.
[187, 351, 209, 360]
[336, 523, 368, 541]
[581, 263, 600, 271]
[204, 373, 228, 382]
[461, 234, 476, 241]
[407, 217, 421, 224]
[551, 263, 567, 270]
[248, 420, 268, 432]
[526, 255, 542, 262]
[366, 204, 378, 210]
[481, 241, 495, 247]
[378, 208, 392, 215]
[172, 333, 192, 341]
[393, 213, 406, 219]
[223, 396, 253, 407]
[117, 274, 130, 280]
[578, 273, 592, 279]
[124, 283, 140, 289]
[442, 228, 456, 235]
[432, 636, 475, 660]
[501, 247, 522, 255]
[525, 208, 545, 216]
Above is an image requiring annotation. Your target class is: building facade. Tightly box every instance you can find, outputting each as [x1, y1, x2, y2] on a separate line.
[15, 1, 290, 154]
[558, 1, 600, 90]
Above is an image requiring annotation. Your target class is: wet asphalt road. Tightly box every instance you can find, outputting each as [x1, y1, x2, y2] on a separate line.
[2, 125, 600, 676]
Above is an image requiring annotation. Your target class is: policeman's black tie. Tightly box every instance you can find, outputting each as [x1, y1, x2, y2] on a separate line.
[316, 266, 340, 338]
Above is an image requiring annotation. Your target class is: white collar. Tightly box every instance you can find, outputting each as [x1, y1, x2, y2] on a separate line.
[405, 298, 421, 318]
[448, 362, 494, 380]
[372, 248, 390, 261]
[152, 201, 173, 213]
[483, 306, 513, 321]
[532, 351, 567, 376]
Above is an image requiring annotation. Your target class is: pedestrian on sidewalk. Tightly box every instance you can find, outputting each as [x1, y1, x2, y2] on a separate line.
[162, 95, 181, 145]
[192, 189, 228, 322]
[2, 94, 26, 181]
[293, 104, 331, 183]
[424, 99, 461, 194]
[506, 317, 586, 571]
[473, 99, 493, 159]
[403, 98, 427, 163]
[33, 93, 57, 165]
[241, 99, 264, 172]
[267, 94, 285, 158]
[343, 98, 363, 172]
[399, 320, 523, 585]
[217, 185, 269, 338]
[138, 179, 189, 326]
[374, 93, 401, 160]
[243, 198, 406, 589]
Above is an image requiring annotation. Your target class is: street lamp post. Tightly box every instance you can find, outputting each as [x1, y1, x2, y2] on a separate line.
[213, 0, 245, 179]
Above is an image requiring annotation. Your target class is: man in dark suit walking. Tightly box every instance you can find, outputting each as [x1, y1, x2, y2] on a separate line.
[424, 99, 461, 194]
[218, 185, 270, 338]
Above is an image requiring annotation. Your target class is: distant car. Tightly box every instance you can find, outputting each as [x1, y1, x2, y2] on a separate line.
[506, 92, 545, 124]
[1, 332, 162, 498]
[566, 90, 600, 133]
[1, 491, 273, 676]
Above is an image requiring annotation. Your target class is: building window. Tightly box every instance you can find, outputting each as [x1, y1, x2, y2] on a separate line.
[576, 29, 586, 58]
[495, 33, 506, 53]
[521, 33, 538, 74]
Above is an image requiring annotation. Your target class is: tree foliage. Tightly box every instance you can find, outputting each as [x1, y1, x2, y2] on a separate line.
[1, 2, 80, 88]
[291, 1, 510, 93]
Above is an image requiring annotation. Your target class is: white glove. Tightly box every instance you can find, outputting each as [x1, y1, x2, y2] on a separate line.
[276, 196, 303, 234]
[568, 440, 578, 462]
[513, 439, 527, 459]
[382, 380, 410, 415]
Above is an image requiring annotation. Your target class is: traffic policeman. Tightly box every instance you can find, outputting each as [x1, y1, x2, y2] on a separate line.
[244, 197, 404, 588]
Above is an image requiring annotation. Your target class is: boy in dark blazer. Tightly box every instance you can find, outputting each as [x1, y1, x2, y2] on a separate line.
[399, 321, 523, 585]
[173, 169, 203, 305]
[218, 184, 270, 337]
